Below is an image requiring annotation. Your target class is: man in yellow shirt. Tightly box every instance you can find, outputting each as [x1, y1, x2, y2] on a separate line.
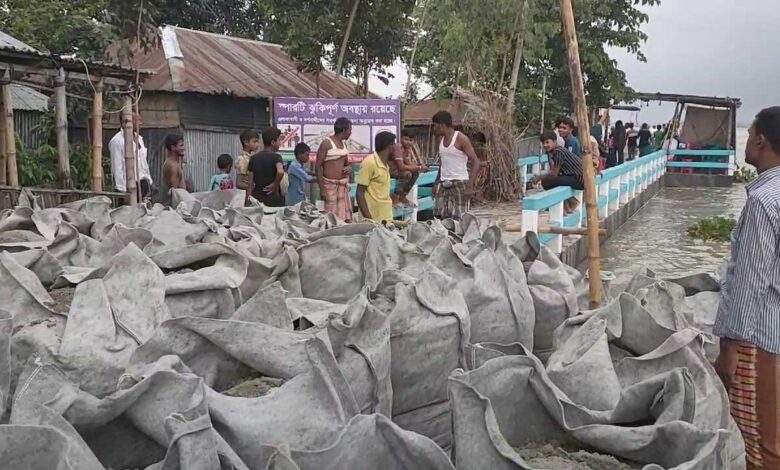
[356, 131, 395, 223]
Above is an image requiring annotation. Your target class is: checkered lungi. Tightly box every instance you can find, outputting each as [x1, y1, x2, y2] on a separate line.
[435, 180, 469, 220]
[321, 176, 352, 222]
[717, 338, 780, 469]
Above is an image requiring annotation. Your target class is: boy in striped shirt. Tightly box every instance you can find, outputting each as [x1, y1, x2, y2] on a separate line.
[532, 130, 584, 214]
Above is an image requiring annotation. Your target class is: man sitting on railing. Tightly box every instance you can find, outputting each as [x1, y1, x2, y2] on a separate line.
[391, 128, 429, 208]
[531, 130, 584, 215]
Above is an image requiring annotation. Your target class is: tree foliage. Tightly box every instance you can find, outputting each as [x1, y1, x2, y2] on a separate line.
[257, 0, 337, 74]
[259, 0, 415, 95]
[412, 0, 660, 128]
[0, 0, 267, 60]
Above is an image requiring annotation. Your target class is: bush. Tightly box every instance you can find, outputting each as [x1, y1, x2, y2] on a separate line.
[17, 141, 58, 187]
[17, 140, 107, 190]
[734, 166, 757, 183]
[16, 109, 112, 190]
[687, 216, 737, 242]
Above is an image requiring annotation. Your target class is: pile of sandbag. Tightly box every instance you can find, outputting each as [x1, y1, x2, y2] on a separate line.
[0, 194, 536, 468]
[449, 271, 744, 470]
[0, 192, 743, 469]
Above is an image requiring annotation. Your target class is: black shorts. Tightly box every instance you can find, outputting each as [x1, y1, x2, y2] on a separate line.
[254, 191, 286, 207]
[140, 179, 151, 199]
[541, 175, 584, 191]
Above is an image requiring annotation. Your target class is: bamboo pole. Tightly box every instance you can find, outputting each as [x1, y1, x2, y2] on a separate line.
[2, 72, 17, 187]
[504, 224, 606, 236]
[0, 73, 8, 186]
[121, 95, 137, 205]
[54, 68, 71, 188]
[403, 0, 430, 104]
[559, 0, 602, 307]
[506, 0, 528, 116]
[336, 0, 360, 77]
[133, 96, 142, 200]
[91, 79, 104, 192]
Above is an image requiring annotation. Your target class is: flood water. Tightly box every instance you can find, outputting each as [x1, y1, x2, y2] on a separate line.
[595, 128, 750, 284]
[599, 185, 747, 282]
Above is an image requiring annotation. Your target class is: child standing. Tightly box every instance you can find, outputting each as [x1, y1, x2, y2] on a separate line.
[286, 143, 314, 205]
[209, 154, 236, 191]
[236, 130, 260, 191]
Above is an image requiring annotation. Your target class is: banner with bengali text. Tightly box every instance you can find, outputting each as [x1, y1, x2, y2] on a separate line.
[273, 97, 401, 160]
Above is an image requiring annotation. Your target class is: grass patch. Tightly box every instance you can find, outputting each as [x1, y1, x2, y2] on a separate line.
[734, 166, 757, 183]
[687, 216, 737, 242]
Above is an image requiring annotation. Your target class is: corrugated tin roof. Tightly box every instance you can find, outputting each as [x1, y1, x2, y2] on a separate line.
[0, 30, 144, 81]
[131, 26, 367, 99]
[11, 84, 48, 111]
[0, 31, 42, 55]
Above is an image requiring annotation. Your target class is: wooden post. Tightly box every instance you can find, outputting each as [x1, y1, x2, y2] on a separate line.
[54, 68, 71, 188]
[91, 79, 104, 192]
[404, 0, 430, 104]
[560, 0, 602, 307]
[121, 95, 137, 204]
[0, 74, 7, 186]
[133, 98, 143, 199]
[335, 0, 360, 77]
[1, 73, 17, 187]
[506, 0, 527, 116]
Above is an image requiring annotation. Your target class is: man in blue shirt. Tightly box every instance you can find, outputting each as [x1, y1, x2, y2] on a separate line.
[557, 116, 582, 156]
[286, 143, 315, 205]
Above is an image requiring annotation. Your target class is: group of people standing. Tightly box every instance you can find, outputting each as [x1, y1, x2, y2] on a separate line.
[602, 120, 669, 167]
[112, 111, 478, 224]
[109, 114, 190, 207]
[232, 112, 480, 223]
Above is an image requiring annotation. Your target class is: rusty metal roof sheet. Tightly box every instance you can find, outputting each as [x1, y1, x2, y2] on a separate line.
[11, 84, 48, 111]
[0, 29, 145, 81]
[404, 91, 483, 126]
[131, 26, 366, 99]
[0, 31, 41, 55]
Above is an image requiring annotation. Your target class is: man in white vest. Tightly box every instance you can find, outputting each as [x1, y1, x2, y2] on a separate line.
[109, 113, 153, 200]
[431, 110, 481, 220]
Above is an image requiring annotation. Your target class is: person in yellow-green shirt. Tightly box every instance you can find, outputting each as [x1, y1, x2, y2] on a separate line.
[356, 131, 396, 223]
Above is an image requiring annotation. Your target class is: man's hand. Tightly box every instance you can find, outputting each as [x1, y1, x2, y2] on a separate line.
[263, 182, 279, 194]
[342, 165, 352, 177]
[420, 164, 430, 172]
[464, 186, 477, 199]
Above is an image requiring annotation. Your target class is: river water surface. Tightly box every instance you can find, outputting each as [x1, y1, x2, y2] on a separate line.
[599, 185, 746, 282]
[595, 128, 751, 284]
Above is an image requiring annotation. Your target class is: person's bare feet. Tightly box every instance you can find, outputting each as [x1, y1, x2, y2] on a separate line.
[567, 197, 581, 214]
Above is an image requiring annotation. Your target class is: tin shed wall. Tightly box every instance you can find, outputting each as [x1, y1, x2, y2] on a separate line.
[178, 93, 271, 132]
[182, 129, 243, 192]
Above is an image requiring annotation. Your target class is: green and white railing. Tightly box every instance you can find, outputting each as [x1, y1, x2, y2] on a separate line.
[521, 150, 667, 253]
[518, 154, 550, 188]
[666, 149, 735, 175]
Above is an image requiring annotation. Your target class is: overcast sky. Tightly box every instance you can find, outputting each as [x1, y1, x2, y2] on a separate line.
[371, 0, 778, 127]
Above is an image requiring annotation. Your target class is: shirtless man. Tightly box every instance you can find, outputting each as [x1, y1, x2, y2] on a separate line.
[316, 117, 353, 221]
[159, 133, 186, 207]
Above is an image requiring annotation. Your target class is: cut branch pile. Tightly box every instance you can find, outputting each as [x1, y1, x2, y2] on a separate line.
[462, 90, 522, 202]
